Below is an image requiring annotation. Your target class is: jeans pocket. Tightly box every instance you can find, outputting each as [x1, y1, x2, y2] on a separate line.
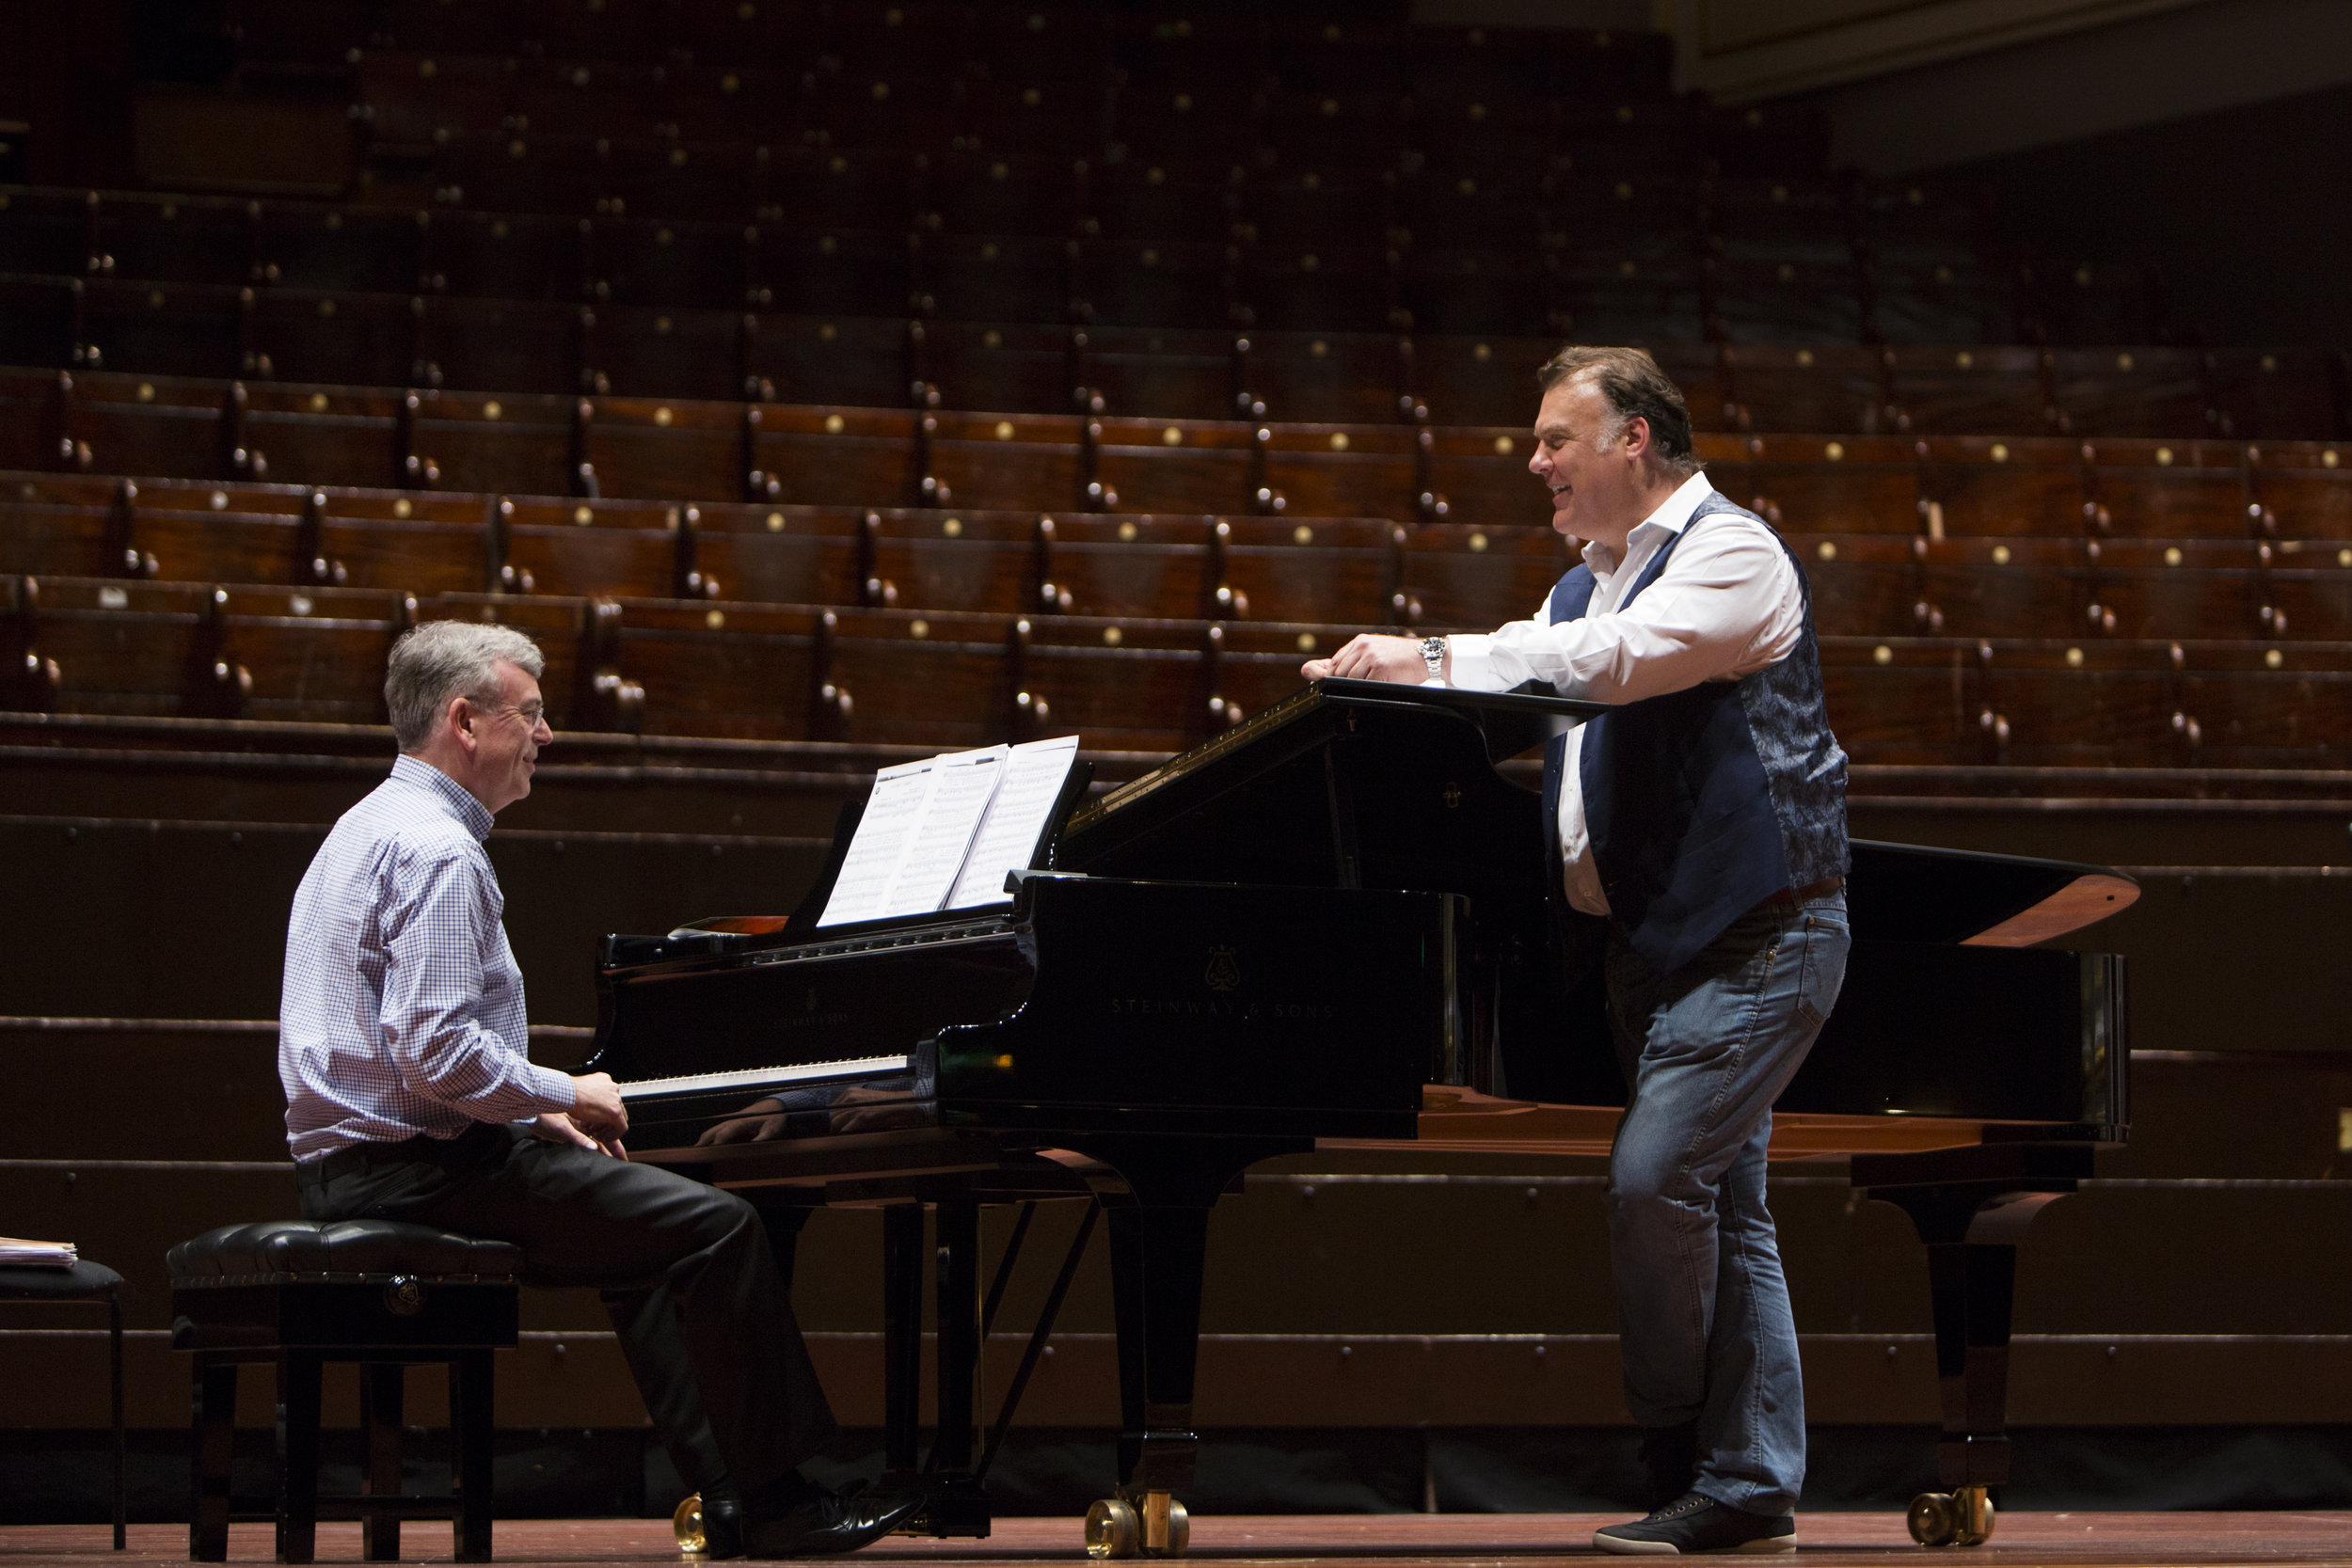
[1793, 911, 1851, 1027]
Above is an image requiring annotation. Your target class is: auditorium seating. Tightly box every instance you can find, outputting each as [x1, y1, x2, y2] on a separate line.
[9, 549, 2348, 768]
[4, 0, 2349, 794]
[3, 245, 2341, 438]
[9, 450, 2348, 635]
[0, 574, 408, 724]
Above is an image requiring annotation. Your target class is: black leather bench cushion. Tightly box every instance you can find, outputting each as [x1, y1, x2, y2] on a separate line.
[168, 1221, 522, 1286]
[0, 1259, 124, 1298]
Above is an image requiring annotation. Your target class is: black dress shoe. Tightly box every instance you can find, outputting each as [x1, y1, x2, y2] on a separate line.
[697, 1493, 748, 1561]
[742, 1486, 924, 1559]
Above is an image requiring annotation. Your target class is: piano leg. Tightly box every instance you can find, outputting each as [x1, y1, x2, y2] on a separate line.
[879, 1204, 931, 1520]
[877, 1199, 996, 1540]
[925, 1199, 992, 1538]
[1106, 1198, 1208, 1501]
[757, 1203, 811, 1291]
[1853, 1143, 2094, 1549]
[1085, 1135, 1307, 1558]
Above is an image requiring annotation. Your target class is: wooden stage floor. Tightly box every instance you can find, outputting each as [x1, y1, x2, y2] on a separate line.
[5, 1514, 2352, 1566]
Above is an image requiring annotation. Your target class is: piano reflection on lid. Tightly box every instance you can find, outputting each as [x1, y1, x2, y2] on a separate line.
[586, 678, 2133, 1553]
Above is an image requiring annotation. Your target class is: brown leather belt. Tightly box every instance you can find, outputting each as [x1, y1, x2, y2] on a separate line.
[1754, 875, 1845, 913]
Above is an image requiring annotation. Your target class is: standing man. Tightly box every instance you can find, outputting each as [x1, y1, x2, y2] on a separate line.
[279, 620, 917, 1559]
[1305, 346, 1849, 1554]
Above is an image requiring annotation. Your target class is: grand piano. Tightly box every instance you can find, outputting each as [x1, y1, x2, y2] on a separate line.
[586, 679, 2132, 1554]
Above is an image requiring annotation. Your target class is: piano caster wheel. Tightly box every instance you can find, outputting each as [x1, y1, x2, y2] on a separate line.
[1147, 1493, 1189, 1556]
[1088, 1492, 1188, 1558]
[1907, 1492, 1955, 1546]
[673, 1492, 708, 1554]
[1952, 1487, 1994, 1546]
[1086, 1497, 1138, 1560]
[1907, 1487, 1994, 1548]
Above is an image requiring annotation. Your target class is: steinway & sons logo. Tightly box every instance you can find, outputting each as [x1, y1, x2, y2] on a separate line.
[1104, 943, 1335, 1020]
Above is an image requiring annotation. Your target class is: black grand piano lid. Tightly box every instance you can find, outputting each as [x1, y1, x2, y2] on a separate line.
[1066, 677, 1601, 843]
[1065, 675, 2137, 950]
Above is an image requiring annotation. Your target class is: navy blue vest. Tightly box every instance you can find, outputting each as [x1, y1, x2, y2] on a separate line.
[1538, 491, 1849, 974]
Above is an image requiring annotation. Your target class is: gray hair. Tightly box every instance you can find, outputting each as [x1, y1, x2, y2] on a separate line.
[386, 620, 546, 752]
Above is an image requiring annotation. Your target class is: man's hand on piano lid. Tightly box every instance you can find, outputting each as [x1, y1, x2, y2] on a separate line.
[532, 1111, 628, 1161]
[564, 1072, 631, 1158]
[1303, 633, 1439, 685]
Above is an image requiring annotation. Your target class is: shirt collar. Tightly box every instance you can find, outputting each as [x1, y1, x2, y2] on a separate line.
[1580, 470, 1719, 576]
[391, 753, 496, 843]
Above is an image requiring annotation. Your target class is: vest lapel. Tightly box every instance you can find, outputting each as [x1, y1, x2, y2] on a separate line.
[1537, 564, 1597, 829]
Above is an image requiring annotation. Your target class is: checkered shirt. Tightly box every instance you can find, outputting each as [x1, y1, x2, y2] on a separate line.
[279, 753, 576, 1161]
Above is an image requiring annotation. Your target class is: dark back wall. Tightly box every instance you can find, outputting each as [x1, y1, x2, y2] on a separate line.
[1948, 80, 2352, 353]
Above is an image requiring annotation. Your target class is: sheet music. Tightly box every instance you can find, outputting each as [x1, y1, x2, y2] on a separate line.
[878, 745, 1008, 916]
[816, 758, 937, 926]
[946, 735, 1082, 908]
[0, 1236, 76, 1268]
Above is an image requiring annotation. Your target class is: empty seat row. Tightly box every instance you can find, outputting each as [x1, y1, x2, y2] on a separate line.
[12, 173, 1676, 280]
[237, 5, 1681, 114]
[1817, 635, 2352, 768]
[6, 232, 1650, 342]
[355, 64, 1711, 173]
[5, 280, 2340, 448]
[8, 470, 2346, 643]
[0, 574, 1412, 750]
[3, 212, 1993, 353]
[6, 175, 2111, 350]
[4, 374, 1550, 520]
[8, 572, 2346, 768]
[8, 372, 2349, 534]
[0, 163, 2003, 299]
[0, 474, 1463, 627]
[1789, 532, 2349, 641]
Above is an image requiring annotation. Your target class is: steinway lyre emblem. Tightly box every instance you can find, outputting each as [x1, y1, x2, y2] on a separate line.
[1204, 945, 1242, 992]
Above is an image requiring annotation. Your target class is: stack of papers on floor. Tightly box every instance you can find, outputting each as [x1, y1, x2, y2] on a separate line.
[0, 1237, 78, 1268]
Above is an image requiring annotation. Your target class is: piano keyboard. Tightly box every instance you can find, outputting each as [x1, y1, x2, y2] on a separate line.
[616, 1055, 912, 1101]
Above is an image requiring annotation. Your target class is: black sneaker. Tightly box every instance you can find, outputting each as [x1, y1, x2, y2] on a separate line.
[1594, 1493, 1797, 1556]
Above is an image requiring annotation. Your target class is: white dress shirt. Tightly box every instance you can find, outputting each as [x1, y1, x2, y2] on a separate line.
[1445, 471, 1806, 914]
[278, 753, 578, 1161]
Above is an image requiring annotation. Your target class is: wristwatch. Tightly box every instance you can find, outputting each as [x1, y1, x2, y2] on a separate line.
[1418, 636, 1447, 681]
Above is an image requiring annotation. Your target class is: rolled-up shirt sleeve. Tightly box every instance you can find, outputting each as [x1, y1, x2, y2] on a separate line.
[1447, 523, 1804, 701]
[378, 848, 577, 1121]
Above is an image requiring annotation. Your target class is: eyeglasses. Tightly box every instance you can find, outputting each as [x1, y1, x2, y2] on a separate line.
[469, 696, 548, 728]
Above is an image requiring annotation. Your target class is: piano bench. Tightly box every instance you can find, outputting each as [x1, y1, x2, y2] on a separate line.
[167, 1220, 522, 1565]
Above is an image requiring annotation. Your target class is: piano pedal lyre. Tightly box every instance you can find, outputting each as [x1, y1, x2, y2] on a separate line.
[1906, 1485, 1994, 1547]
[674, 1492, 708, 1553]
[1085, 1490, 1188, 1559]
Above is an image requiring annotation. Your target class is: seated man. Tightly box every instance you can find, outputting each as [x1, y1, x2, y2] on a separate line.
[279, 619, 916, 1559]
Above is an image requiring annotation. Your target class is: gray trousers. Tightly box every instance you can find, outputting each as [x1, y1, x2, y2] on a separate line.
[298, 1122, 836, 1497]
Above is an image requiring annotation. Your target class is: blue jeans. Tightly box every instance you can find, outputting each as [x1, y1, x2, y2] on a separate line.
[1604, 889, 1850, 1516]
